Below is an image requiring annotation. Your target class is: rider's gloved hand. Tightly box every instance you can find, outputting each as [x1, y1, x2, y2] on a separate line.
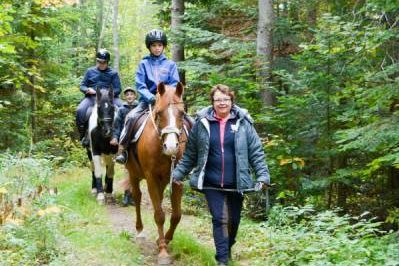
[86, 88, 96, 95]
[255, 182, 267, 191]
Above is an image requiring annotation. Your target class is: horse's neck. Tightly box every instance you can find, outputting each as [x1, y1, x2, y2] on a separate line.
[88, 104, 98, 133]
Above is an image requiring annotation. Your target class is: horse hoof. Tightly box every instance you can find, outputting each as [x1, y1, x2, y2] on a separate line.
[105, 193, 115, 204]
[157, 254, 172, 265]
[97, 193, 105, 204]
[91, 188, 97, 195]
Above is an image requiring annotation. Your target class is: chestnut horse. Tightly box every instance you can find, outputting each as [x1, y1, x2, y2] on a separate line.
[125, 82, 190, 265]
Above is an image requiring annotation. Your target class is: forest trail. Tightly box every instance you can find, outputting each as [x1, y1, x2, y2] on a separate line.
[105, 184, 215, 266]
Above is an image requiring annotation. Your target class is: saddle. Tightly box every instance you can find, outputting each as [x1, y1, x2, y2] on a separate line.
[84, 106, 93, 123]
[131, 111, 149, 143]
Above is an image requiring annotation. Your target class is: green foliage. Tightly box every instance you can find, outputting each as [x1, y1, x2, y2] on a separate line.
[0, 155, 62, 265]
[170, 232, 216, 266]
[268, 6, 399, 216]
[239, 205, 399, 265]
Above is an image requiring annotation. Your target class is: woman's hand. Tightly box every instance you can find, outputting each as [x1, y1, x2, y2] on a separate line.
[255, 182, 268, 191]
[110, 138, 118, 146]
[172, 178, 183, 186]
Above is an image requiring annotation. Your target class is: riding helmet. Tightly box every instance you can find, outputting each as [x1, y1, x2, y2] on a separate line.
[96, 49, 111, 62]
[145, 29, 167, 49]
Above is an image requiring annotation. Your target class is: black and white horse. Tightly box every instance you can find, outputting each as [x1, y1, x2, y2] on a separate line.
[87, 87, 118, 204]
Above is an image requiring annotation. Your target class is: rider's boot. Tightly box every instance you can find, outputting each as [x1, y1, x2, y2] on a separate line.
[78, 125, 90, 148]
[115, 145, 128, 164]
[122, 189, 134, 206]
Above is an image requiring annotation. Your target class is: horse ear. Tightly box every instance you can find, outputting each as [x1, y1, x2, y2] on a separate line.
[157, 82, 166, 95]
[175, 82, 184, 98]
[96, 87, 101, 102]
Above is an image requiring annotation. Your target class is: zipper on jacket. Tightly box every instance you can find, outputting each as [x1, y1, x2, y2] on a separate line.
[221, 144, 224, 187]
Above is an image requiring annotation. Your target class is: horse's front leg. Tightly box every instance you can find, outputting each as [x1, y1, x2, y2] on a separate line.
[104, 155, 115, 203]
[87, 149, 97, 195]
[146, 177, 171, 265]
[165, 181, 183, 243]
[92, 155, 105, 204]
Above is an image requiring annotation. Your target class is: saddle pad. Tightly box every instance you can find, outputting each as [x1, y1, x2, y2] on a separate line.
[132, 112, 149, 143]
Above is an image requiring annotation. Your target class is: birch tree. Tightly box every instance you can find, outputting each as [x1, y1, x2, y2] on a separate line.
[112, 0, 120, 72]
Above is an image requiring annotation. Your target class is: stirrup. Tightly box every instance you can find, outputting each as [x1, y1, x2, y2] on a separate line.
[115, 151, 128, 164]
[81, 136, 90, 148]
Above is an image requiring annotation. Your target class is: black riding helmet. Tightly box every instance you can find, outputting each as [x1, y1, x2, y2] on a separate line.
[96, 49, 111, 62]
[145, 29, 167, 49]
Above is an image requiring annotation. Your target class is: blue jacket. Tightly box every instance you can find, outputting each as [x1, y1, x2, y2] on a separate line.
[80, 66, 122, 97]
[205, 114, 237, 188]
[173, 106, 270, 193]
[112, 101, 138, 140]
[135, 54, 180, 104]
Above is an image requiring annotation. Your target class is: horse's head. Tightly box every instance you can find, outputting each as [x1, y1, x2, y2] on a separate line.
[153, 82, 185, 156]
[96, 87, 115, 138]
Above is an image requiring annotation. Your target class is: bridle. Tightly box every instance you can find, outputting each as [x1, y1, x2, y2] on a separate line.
[149, 101, 187, 194]
[97, 100, 115, 133]
[148, 101, 185, 142]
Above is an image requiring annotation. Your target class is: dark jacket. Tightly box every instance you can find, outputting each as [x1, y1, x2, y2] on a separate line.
[80, 66, 122, 97]
[173, 106, 270, 193]
[112, 101, 138, 140]
[135, 54, 179, 104]
[204, 113, 237, 188]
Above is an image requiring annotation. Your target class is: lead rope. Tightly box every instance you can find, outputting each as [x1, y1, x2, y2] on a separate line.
[169, 155, 176, 195]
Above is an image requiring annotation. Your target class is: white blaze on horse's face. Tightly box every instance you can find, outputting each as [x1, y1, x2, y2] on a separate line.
[162, 105, 180, 156]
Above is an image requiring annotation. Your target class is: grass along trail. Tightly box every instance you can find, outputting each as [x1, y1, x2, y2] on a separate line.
[53, 165, 243, 266]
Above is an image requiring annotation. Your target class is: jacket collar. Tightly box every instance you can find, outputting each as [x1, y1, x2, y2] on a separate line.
[144, 53, 167, 62]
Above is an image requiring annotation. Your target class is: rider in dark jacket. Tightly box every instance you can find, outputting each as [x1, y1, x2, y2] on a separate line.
[110, 87, 138, 145]
[76, 49, 123, 147]
[110, 87, 138, 206]
[115, 29, 180, 164]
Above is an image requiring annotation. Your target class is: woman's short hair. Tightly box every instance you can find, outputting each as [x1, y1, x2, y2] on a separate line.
[209, 84, 235, 103]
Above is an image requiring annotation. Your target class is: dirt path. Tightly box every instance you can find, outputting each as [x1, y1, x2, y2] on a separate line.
[105, 185, 213, 266]
[104, 182, 252, 266]
[107, 204, 160, 266]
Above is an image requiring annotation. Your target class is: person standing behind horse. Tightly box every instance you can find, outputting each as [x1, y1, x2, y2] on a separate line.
[115, 29, 180, 164]
[76, 49, 123, 147]
[110, 87, 138, 206]
[172, 84, 270, 266]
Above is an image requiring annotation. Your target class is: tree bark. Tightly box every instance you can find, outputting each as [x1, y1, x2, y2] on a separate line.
[256, 0, 275, 106]
[96, 0, 105, 51]
[171, 0, 185, 84]
[112, 0, 120, 72]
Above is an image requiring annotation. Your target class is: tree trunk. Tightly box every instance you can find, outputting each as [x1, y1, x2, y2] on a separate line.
[30, 74, 36, 145]
[96, 0, 105, 51]
[256, 0, 275, 106]
[305, 0, 318, 40]
[171, 0, 185, 84]
[112, 0, 120, 72]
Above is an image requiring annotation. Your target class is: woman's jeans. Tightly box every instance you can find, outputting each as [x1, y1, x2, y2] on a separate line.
[204, 189, 244, 264]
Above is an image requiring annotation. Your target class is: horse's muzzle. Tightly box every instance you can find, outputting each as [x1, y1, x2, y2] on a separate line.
[162, 134, 179, 156]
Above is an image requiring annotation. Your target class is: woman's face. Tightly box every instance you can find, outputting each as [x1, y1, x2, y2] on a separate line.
[150, 42, 164, 56]
[212, 90, 232, 118]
